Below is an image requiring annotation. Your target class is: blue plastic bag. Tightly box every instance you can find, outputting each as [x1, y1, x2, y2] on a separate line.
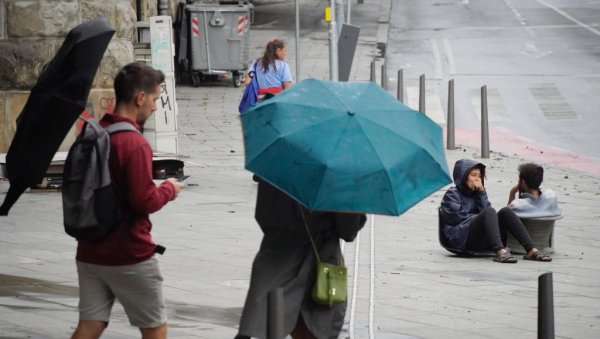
[239, 72, 258, 114]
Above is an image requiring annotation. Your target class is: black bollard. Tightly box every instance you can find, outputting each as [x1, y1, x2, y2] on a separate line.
[381, 64, 387, 89]
[447, 79, 455, 150]
[419, 74, 426, 114]
[538, 272, 554, 339]
[480, 85, 489, 158]
[397, 69, 404, 103]
[370, 60, 376, 83]
[267, 287, 284, 339]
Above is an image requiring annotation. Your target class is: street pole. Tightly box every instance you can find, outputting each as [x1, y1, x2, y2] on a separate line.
[329, 0, 339, 81]
[158, 0, 167, 16]
[335, 0, 345, 35]
[295, 0, 301, 81]
[347, 0, 351, 24]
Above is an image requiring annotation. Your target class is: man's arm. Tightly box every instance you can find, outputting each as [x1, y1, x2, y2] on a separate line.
[508, 184, 519, 205]
[125, 144, 181, 214]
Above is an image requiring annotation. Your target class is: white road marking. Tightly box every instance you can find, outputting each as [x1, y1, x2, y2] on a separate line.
[407, 86, 446, 124]
[348, 232, 360, 339]
[537, 0, 600, 37]
[442, 38, 456, 75]
[368, 215, 375, 339]
[431, 39, 443, 79]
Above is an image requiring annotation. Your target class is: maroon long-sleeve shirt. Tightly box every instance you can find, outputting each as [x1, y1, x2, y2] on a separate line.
[76, 113, 176, 265]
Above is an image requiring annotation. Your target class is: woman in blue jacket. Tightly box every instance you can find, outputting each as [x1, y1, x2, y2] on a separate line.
[440, 159, 551, 263]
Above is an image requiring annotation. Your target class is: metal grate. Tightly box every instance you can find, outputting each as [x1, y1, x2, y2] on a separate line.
[529, 84, 577, 119]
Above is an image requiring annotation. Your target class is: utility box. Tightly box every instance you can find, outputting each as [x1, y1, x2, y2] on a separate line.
[148, 15, 178, 156]
[185, 3, 253, 87]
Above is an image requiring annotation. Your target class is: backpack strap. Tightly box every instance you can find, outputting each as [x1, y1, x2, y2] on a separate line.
[104, 121, 140, 135]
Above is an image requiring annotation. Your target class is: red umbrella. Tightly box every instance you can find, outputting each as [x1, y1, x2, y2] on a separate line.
[0, 17, 115, 215]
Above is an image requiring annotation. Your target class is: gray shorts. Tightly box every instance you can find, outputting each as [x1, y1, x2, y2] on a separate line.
[76, 256, 166, 328]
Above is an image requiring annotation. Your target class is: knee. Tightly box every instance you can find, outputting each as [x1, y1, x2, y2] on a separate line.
[140, 323, 167, 339]
[72, 320, 107, 339]
[498, 207, 515, 217]
[482, 207, 496, 217]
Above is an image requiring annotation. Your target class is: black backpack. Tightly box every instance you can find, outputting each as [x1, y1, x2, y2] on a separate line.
[62, 119, 139, 241]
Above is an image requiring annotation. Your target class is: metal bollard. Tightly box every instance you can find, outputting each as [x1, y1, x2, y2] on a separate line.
[419, 74, 426, 114]
[480, 85, 490, 158]
[447, 79, 455, 150]
[397, 69, 404, 103]
[538, 272, 555, 339]
[267, 288, 284, 339]
[370, 60, 376, 83]
[381, 64, 387, 89]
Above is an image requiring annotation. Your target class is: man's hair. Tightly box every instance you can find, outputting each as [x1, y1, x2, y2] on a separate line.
[114, 62, 165, 105]
[518, 163, 544, 190]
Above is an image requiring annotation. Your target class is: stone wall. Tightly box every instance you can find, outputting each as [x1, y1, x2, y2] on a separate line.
[0, 0, 161, 153]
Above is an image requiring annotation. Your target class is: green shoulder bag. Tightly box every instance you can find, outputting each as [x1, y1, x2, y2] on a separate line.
[300, 208, 348, 307]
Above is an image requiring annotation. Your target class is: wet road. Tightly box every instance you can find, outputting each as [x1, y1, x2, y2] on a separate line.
[386, 0, 600, 160]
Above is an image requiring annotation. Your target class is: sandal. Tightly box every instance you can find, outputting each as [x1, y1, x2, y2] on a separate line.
[523, 252, 552, 262]
[493, 254, 518, 263]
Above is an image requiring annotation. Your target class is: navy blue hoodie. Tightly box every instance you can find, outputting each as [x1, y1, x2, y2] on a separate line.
[440, 159, 491, 249]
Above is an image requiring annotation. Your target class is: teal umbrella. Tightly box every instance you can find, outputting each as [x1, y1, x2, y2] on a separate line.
[241, 78, 452, 216]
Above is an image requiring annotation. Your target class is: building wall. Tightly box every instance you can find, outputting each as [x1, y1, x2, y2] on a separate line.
[0, 0, 161, 153]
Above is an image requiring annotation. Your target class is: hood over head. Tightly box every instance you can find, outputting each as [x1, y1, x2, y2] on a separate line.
[452, 159, 486, 188]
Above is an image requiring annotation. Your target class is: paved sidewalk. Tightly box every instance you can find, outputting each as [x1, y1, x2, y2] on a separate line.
[1, 0, 600, 338]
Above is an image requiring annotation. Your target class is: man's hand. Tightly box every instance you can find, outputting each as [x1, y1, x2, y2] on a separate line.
[508, 184, 519, 204]
[166, 178, 184, 197]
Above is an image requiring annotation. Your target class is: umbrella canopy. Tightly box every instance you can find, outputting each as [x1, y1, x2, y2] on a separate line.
[0, 17, 115, 215]
[242, 78, 452, 216]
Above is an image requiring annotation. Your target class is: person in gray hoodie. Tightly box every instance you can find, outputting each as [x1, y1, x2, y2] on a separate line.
[440, 159, 552, 263]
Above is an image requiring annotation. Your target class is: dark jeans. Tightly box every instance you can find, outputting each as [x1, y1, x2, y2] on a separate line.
[465, 207, 535, 253]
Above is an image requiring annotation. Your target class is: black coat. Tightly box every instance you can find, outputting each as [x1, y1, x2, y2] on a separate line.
[238, 180, 366, 339]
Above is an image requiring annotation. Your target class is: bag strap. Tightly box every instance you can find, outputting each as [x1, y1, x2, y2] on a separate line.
[104, 121, 140, 135]
[299, 206, 321, 263]
[250, 60, 260, 86]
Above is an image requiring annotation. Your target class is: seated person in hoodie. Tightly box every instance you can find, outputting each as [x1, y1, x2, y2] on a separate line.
[507, 163, 562, 218]
[440, 159, 552, 263]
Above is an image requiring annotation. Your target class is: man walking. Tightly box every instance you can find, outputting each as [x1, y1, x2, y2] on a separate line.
[71, 62, 184, 339]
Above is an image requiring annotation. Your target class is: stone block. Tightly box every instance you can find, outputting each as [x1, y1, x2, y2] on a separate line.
[0, 39, 60, 90]
[2, 91, 29, 152]
[115, 0, 136, 41]
[94, 39, 134, 89]
[81, 0, 136, 40]
[139, 0, 158, 20]
[7, 0, 78, 38]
